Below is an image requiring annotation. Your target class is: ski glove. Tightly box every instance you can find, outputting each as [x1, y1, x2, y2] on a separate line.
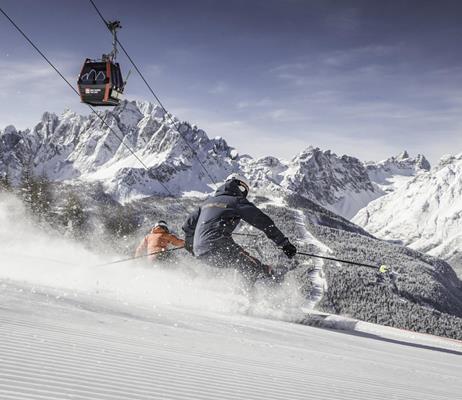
[282, 241, 297, 259]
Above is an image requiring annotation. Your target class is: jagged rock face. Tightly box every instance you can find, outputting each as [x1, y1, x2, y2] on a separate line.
[240, 155, 286, 196]
[240, 148, 384, 219]
[353, 153, 462, 274]
[0, 101, 239, 200]
[0, 101, 430, 220]
[365, 150, 431, 193]
[281, 147, 379, 218]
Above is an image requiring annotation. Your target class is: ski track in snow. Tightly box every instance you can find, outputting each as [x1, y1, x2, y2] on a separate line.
[293, 209, 328, 310]
[0, 282, 461, 400]
[1, 196, 461, 400]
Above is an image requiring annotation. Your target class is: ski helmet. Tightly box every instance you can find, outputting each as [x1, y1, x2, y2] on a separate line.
[225, 173, 250, 197]
[154, 220, 169, 231]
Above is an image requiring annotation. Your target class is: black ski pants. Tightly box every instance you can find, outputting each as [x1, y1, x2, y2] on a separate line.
[197, 242, 271, 284]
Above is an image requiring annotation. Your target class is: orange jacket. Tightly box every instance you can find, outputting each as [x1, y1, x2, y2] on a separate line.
[135, 226, 185, 261]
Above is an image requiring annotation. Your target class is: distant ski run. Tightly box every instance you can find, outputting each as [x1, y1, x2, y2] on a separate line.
[293, 209, 328, 309]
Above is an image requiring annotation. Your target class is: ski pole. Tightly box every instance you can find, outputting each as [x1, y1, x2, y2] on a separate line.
[297, 251, 391, 273]
[92, 246, 184, 267]
[232, 232, 260, 237]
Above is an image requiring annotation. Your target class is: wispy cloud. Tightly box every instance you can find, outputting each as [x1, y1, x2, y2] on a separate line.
[208, 81, 229, 95]
[143, 64, 163, 77]
[266, 108, 307, 123]
[0, 58, 87, 129]
[0, 61, 58, 94]
[270, 45, 400, 90]
[236, 97, 273, 109]
[323, 7, 361, 33]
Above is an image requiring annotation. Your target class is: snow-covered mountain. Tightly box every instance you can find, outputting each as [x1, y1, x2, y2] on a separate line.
[353, 153, 462, 273]
[0, 100, 426, 219]
[365, 150, 431, 193]
[0, 100, 431, 220]
[0, 101, 240, 201]
[242, 148, 378, 218]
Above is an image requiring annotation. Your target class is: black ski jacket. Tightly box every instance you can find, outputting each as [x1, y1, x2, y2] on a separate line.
[182, 180, 289, 256]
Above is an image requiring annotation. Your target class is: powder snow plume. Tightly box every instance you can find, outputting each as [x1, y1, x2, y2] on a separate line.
[0, 193, 305, 320]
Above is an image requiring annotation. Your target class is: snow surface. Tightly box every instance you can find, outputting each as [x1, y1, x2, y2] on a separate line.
[365, 151, 430, 193]
[1, 194, 461, 399]
[1, 281, 462, 400]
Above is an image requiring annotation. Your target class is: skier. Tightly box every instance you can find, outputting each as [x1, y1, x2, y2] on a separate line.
[135, 221, 185, 263]
[182, 174, 297, 283]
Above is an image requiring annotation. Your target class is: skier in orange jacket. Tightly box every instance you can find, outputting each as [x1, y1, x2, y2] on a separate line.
[135, 221, 185, 263]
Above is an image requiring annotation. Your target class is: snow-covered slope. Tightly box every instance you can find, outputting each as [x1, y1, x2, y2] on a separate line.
[1, 193, 461, 400]
[353, 154, 462, 272]
[365, 150, 431, 193]
[0, 100, 429, 218]
[1, 281, 461, 400]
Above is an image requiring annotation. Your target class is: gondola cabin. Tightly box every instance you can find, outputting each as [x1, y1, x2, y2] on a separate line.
[77, 59, 124, 106]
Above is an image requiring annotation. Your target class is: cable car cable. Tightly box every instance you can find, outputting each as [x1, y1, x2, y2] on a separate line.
[0, 6, 187, 214]
[88, 1, 266, 242]
[0, 6, 255, 245]
[87, 1, 267, 247]
[88, 0, 218, 187]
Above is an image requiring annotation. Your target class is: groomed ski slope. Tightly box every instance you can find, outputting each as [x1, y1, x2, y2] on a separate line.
[1, 281, 461, 400]
[1, 195, 461, 399]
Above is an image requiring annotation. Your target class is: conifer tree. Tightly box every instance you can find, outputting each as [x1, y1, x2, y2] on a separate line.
[62, 193, 86, 238]
[0, 172, 12, 192]
[20, 167, 53, 220]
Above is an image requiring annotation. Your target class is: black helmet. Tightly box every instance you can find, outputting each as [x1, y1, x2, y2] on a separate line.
[225, 173, 250, 198]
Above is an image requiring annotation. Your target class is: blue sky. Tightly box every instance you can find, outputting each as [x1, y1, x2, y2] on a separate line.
[1, 0, 462, 165]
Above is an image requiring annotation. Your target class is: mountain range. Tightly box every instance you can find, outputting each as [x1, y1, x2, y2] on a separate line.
[0, 100, 429, 218]
[354, 153, 462, 273]
[1, 99, 462, 338]
[0, 100, 459, 274]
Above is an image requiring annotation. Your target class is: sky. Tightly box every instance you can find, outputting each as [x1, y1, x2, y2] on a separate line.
[1, 0, 462, 165]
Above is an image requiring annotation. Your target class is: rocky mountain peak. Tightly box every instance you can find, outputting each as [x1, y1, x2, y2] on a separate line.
[397, 150, 410, 160]
[3, 125, 18, 136]
[353, 150, 462, 273]
[0, 101, 435, 221]
[415, 154, 431, 171]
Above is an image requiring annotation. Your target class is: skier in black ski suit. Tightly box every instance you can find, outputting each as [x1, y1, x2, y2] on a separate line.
[182, 174, 297, 283]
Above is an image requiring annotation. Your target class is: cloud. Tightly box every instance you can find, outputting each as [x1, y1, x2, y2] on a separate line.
[143, 64, 163, 77]
[208, 81, 229, 95]
[0, 61, 58, 93]
[321, 45, 399, 68]
[198, 117, 310, 160]
[0, 57, 87, 129]
[236, 97, 274, 109]
[323, 7, 361, 33]
[266, 108, 307, 123]
[270, 47, 400, 91]
[0, 55, 80, 97]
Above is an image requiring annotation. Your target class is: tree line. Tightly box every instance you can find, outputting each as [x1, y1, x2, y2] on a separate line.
[0, 169, 140, 246]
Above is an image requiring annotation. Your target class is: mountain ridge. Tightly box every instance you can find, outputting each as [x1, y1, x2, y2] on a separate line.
[0, 99, 430, 219]
[353, 152, 462, 274]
